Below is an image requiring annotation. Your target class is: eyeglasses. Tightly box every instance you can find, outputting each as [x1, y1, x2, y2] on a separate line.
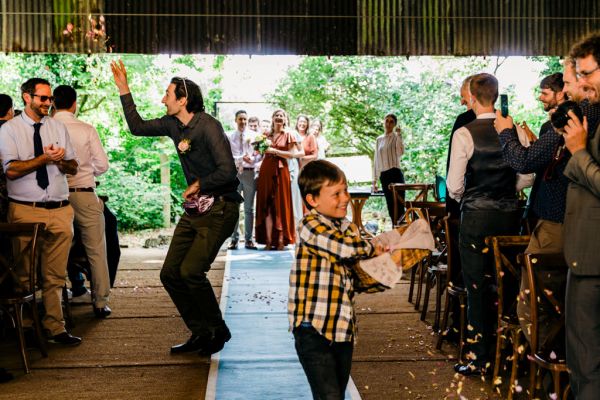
[576, 64, 600, 80]
[31, 94, 55, 103]
[174, 77, 188, 99]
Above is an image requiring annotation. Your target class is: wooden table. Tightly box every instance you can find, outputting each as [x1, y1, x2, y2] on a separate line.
[349, 189, 384, 237]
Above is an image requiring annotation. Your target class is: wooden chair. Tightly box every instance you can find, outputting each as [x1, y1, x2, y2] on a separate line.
[389, 183, 434, 226]
[0, 222, 48, 373]
[435, 217, 467, 361]
[400, 207, 433, 310]
[404, 201, 448, 328]
[485, 235, 530, 399]
[522, 253, 570, 400]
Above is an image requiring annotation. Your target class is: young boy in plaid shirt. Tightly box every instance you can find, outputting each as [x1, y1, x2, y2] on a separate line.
[289, 160, 385, 399]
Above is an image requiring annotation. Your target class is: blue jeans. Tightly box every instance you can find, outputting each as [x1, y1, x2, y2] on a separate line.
[294, 323, 353, 400]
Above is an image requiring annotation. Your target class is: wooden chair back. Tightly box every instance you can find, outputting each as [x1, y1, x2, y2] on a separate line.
[389, 183, 434, 225]
[0, 223, 45, 296]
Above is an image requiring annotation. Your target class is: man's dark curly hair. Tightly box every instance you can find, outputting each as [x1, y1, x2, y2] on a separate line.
[570, 32, 600, 66]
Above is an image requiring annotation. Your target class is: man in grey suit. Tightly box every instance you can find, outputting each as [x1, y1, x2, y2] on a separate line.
[563, 32, 600, 399]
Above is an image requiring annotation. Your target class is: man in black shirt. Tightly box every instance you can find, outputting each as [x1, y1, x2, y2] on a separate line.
[111, 60, 241, 356]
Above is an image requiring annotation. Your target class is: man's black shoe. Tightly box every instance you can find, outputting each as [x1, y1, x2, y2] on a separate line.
[0, 368, 13, 383]
[93, 305, 112, 319]
[199, 326, 232, 356]
[227, 240, 238, 250]
[171, 335, 207, 354]
[245, 241, 258, 250]
[48, 332, 82, 346]
[454, 362, 487, 376]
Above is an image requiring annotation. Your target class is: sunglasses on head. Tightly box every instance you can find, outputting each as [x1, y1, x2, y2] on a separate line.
[174, 77, 188, 99]
[31, 94, 54, 103]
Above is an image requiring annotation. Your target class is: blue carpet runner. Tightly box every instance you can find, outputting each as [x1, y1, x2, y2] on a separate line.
[208, 248, 357, 400]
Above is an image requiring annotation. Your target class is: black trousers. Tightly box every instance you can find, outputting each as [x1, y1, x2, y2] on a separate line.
[566, 271, 600, 399]
[380, 168, 405, 222]
[294, 324, 353, 400]
[160, 200, 238, 337]
[459, 209, 520, 365]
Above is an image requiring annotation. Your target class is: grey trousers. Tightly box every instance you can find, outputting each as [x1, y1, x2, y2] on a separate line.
[231, 169, 256, 242]
[69, 191, 110, 308]
[566, 271, 600, 399]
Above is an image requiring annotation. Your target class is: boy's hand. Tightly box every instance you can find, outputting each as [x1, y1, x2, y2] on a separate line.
[373, 243, 389, 256]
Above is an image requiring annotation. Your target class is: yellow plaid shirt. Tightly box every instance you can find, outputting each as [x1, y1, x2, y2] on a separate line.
[288, 209, 374, 342]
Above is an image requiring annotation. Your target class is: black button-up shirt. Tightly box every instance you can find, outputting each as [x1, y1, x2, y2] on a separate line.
[120, 94, 240, 201]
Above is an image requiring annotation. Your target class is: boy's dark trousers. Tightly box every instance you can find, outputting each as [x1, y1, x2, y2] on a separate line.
[294, 323, 353, 400]
[160, 200, 238, 337]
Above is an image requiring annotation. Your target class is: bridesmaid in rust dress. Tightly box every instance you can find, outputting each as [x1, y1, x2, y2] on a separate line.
[255, 109, 300, 250]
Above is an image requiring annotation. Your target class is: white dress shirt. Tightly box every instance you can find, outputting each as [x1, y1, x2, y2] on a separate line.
[227, 129, 261, 170]
[0, 112, 76, 202]
[54, 111, 109, 188]
[447, 112, 496, 202]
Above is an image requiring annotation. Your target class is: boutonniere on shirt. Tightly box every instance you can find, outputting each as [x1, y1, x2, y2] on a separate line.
[178, 138, 191, 154]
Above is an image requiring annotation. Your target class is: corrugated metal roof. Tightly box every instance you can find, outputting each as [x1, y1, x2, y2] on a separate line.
[1, 1, 599, 56]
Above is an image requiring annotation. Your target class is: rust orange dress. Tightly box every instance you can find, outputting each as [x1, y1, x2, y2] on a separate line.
[299, 133, 317, 169]
[255, 131, 296, 248]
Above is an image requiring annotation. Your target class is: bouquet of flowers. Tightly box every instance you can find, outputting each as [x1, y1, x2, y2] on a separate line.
[252, 135, 272, 155]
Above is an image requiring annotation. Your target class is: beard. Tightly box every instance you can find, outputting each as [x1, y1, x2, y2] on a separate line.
[31, 102, 49, 118]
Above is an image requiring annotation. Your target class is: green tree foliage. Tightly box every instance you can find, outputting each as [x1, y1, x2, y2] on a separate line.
[0, 53, 224, 230]
[272, 56, 490, 183]
[271, 56, 554, 185]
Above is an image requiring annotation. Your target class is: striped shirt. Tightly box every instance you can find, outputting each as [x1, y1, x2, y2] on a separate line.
[373, 132, 404, 180]
[288, 209, 374, 342]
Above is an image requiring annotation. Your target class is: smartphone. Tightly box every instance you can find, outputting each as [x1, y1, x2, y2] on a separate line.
[500, 94, 509, 117]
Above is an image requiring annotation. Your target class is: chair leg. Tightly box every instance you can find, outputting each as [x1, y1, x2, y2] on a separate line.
[408, 265, 417, 303]
[14, 303, 31, 374]
[30, 300, 48, 357]
[552, 370, 561, 400]
[415, 261, 425, 310]
[436, 292, 451, 350]
[508, 330, 521, 400]
[433, 271, 444, 331]
[420, 269, 432, 321]
[493, 323, 504, 391]
[529, 360, 537, 400]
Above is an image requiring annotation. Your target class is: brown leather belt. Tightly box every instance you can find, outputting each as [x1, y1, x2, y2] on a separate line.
[69, 187, 94, 192]
[9, 198, 70, 209]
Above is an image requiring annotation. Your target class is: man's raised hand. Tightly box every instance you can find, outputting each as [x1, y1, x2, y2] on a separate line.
[110, 59, 130, 95]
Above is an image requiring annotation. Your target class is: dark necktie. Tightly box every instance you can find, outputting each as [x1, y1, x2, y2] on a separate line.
[33, 122, 49, 189]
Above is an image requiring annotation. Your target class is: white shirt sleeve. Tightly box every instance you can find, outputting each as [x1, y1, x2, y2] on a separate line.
[447, 127, 474, 202]
[89, 126, 109, 176]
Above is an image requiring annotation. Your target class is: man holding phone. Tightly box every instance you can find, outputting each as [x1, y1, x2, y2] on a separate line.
[447, 73, 520, 375]
[0, 78, 81, 345]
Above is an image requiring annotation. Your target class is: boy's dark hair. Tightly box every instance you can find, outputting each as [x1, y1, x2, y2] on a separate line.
[248, 116, 259, 124]
[53, 85, 77, 110]
[0, 94, 13, 118]
[540, 73, 564, 93]
[235, 109, 247, 118]
[20, 78, 51, 105]
[170, 77, 204, 113]
[570, 32, 600, 66]
[470, 73, 499, 106]
[298, 160, 347, 209]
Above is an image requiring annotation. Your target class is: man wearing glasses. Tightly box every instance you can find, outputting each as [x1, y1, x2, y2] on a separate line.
[0, 78, 81, 345]
[562, 33, 600, 399]
[111, 61, 241, 356]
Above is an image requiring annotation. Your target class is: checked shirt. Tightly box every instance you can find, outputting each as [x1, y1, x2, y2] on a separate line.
[288, 209, 374, 343]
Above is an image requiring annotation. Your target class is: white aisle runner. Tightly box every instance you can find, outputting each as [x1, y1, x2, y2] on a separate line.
[205, 248, 361, 400]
